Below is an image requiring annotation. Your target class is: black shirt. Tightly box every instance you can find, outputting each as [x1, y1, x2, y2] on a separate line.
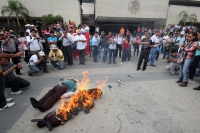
[1, 63, 16, 80]
[140, 38, 153, 51]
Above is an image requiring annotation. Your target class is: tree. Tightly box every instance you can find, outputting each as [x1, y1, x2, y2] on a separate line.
[1, 0, 30, 31]
[179, 10, 198, 25]
[41, 14, 63, 26]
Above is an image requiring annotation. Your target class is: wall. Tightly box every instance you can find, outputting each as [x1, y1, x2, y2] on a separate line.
[166, 5, 200, 27]
[0, 0, 82, 25]
[95, 0, 169, 19]
[82, 3, 94, 14]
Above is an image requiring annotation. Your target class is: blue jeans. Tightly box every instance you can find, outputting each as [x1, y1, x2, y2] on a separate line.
[148, 47, 156, 65]
[50, 60, 65, 70]
[109, 49, 116, 63]
[102, 48, 108, 62]
[71, 44, 76, 59]
[163, 48, 170, 59]
[127, 45, 131, 60]
[0, 73, 6, 108]
[179, 58, 193, 82]
[122, 49, 128, 62]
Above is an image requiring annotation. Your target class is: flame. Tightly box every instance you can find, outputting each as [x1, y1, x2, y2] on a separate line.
[56, 71, 108, 124]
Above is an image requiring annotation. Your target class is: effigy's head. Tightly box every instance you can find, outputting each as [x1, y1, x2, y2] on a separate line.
[59, 78, 78, 92]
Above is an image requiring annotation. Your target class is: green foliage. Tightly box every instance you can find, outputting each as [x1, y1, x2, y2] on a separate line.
[179, 10, 198, 25]
[1, 0, 30, 24]
[41, 14, 63, 26]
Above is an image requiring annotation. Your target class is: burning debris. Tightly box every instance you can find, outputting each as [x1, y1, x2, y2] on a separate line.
[31, 71, 108, 131]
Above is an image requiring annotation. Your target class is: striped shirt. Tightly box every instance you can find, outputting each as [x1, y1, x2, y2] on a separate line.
[182, 41, 198, 59]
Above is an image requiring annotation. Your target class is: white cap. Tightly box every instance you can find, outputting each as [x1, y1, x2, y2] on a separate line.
[39, 51, 45, 56]
[180, 31, 185, 35]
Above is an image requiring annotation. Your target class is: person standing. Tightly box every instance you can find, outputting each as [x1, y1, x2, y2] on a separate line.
[162, 32, 169, 59]
[59, 30, 73, 66]
[121, 36, 130, 64]
[137, 33, 154, 71]
[188, 32, 200, 79]
[92, 32, 99, 62]
[100, 31, 108, 62]
[163, 34, 173, 59]
[3, 29, 22, 75]
[108, 34, 117, 64]
[148, 31, 160, 67]
[176, 32, 198, 87]
[89, 34, 93, 57]
[116, 33, 123, 58]
[48, 31, 57, 48]
[0, 52, 23, 111]
[19, 32, 29, 57]
[74, 29, 86, 65]
[133, 35, 141, 57]
[27, 29, 45, 54]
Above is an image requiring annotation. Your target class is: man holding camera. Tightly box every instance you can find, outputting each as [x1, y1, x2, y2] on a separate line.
[92, 32, 100, 62]
[48, 45, 65, 70]
[0, 58, 30, 95]
[165, 49, 180, 75]
[27, 29, 44, 54]
[28, 51, 49, 76]
[137, 33, 154, 71]
[3, 29, 22, 75]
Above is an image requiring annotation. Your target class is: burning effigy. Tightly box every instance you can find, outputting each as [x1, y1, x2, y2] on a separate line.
[31, 71, 108, 131]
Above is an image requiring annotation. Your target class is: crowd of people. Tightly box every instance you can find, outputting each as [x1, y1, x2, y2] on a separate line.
[0, 21, 200, 111]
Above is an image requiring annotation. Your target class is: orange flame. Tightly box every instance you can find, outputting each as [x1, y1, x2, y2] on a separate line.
[56, 71, 108, 124]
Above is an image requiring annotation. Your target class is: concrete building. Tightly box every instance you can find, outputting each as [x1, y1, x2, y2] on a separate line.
[0, 0, 200, 33]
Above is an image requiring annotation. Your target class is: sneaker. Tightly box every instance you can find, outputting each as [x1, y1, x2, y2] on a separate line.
[108, 62, 111, 64]
[11, 91, 23, 95]
[113, 62, 116, 64]
[124, 62, 126, 64]
[121, 62, 123, 65]
[0, 102, 15, 111]
[28, 73, 33, 76]
[6, 98, 13, 102]
[18, 90, 23, 93]
[170, 73, 176, 75]
[54, 68, 58, 70]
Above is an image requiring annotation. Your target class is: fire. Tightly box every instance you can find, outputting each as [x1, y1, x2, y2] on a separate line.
[56, 71, 108, 124]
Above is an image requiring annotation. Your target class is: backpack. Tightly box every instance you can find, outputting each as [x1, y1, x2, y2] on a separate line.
[24, 53, 33, 64]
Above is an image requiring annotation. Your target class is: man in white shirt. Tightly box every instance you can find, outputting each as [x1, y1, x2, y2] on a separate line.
[25, 24, 33, 35]
[162, 32, 169, 59]
[59, 30, 73, 66]
[148, 30, 160, 67]
[28, 51, 49, 76]
[27, 29, 45, 54]
[95, 26, 99, 33]
[116, 33, 123, 58]
[74, 29, 86, 65]
[84, 23, 90, 32]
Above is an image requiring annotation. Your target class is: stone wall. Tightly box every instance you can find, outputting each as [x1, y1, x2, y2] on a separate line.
[95, 0, 169, 19]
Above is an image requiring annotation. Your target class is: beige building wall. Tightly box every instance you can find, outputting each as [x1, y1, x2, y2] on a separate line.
[82, 3, 94, 14]
[0, 0, 82, 24]
[166, 5, 200, 27]
[95, 0, 169, 19]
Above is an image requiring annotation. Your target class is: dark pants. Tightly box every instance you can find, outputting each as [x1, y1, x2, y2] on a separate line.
[163, 48, 170, 59]
[4, 51, 20, 74]
[43, 34, 50, 55]
[109, 49, 116, 63]
[0, 73, 6, 108]
[38, 85, 67, 110]
[72, 44, 77, 59]
[5, 77, 30, 92]
[122, 49, 128, 62]
[133, 43, 139, 56]
[25, 50, 29, 57]
[137, 50, 150, 69]
[116, 44, 122, 58]
[189, 56, 200, 79]
[78, 49, 85, 64]
[89, 46, 92, 57]
[63, 46, 73, 64]
[93, 46, 98, 62]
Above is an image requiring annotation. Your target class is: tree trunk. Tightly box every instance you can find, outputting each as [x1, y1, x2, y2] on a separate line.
[16, 15, 21, 31]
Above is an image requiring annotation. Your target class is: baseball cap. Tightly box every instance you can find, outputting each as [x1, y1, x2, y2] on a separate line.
[39, 51, 45, 56]
[76, 29, 81, 33]
[180, 31, 185, 35]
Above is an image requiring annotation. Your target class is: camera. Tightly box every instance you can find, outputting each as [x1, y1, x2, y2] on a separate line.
[10, 35, 15, 38]
[15, 66, 19, 69]
[37, 37, 40, 39]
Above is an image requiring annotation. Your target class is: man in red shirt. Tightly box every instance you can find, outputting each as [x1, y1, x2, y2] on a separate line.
[137, 27, 141, 34]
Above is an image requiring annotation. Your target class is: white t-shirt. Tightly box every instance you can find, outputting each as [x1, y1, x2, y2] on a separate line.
[85, 26, 90, 32]
[74, 35, 86, 50]
[117, 36, 123, 44]
[26, 29, 30, 34]
[26, 36, 40, 51]
[109, 38, 117, 49]
[29, 55, 38, 65]
[163, 35, 169, 44]
[95, 27, 99, 33]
